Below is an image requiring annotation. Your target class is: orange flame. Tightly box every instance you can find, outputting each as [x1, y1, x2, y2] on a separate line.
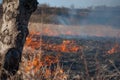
[24, 54, 60, 78]
[108, 43, 120, 54]
[23, 31, 70, 79]
[24, 31, 82, 53]
[59, 40, 80, 52]
[25, 31, 41, 50]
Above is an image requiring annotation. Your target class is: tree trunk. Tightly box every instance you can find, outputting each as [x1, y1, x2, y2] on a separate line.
[0, 0, 38, 79]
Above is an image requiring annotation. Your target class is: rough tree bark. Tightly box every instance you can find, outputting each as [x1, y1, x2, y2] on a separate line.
[0, 0, 38, 79]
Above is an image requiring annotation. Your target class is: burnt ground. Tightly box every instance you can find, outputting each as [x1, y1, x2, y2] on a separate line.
[41, 36, 120, 79]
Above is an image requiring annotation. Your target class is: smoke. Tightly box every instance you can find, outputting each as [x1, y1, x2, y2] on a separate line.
[56, 16, 70, 25]
[29, 23, 120, 38]
[56, 6, 120, 27]
[53, 6, 120, 37]
[81, 7, 120, 28]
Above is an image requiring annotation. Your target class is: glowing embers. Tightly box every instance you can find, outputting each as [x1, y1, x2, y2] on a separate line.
[107, 43, 120, 54]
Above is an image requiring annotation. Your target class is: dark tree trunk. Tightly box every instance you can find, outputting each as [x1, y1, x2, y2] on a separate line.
[0, 0, 38, 79]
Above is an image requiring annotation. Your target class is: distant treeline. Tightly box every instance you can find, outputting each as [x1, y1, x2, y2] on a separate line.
[30, 4, 90, 24]
[34, 4, 89, 15]
[31, 4, 120, 26]
[0, 4, 120, 26]
[0, 4, 90, 24]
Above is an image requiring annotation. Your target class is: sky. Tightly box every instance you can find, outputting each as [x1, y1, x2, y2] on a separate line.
[0, 0, 120, 8]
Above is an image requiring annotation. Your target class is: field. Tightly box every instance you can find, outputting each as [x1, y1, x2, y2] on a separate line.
[0, 4, 120, 79]
[0, 18, 120, 79]
[13, 23, 120, 80]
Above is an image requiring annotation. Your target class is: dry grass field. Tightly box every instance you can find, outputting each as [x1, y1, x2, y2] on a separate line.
[0, 21, 120, 80]
[0, 3, 120, 79]
[12, 23, 120, 80]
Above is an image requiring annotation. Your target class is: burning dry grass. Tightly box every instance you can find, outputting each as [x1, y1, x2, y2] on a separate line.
[1, 29, 120, 80]
[18, 31, 120, 80]
[19, 32, 69, 80]
[107, 43, 120, 54]
[20, 53, 68, 80]
[24, 31, 82, 53]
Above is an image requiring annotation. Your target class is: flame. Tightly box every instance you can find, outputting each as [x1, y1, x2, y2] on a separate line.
[59, 40, 80, 52]
[25, 31, 41, 50]
[24, 55, 42, 73]
[23, 30, 75, 79]
[42, 55, 60, 66]
[23, 54, 61, 78]
[24, 31, 82, 53]
[107, 43, 120, 54]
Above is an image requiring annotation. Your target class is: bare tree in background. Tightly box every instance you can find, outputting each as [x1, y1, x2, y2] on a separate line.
[0, 0, 38, 79]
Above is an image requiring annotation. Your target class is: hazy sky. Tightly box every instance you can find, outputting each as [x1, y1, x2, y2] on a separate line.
[0, 0, 120, 8]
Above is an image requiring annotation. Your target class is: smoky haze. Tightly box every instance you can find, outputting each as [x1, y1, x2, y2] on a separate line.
[0, 2, 120, 37]
[55, 6, 120, 28]
[49, 6, 120, 37]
